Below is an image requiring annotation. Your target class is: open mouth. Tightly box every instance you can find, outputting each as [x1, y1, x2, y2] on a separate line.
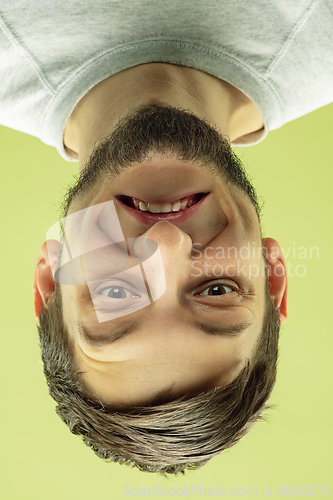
[117, 193, 207, 214]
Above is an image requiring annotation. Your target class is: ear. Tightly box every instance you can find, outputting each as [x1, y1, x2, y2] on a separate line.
[33, 240, 59, 320]
[262, 237, 288, 324]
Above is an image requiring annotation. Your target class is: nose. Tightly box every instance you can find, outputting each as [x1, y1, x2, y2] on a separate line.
[140, 221, 193, 253]
[134, 221, 193, 294]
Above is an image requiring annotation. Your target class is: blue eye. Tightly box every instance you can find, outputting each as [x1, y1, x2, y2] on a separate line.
[199, 284, 233, 296]
[100, 287, 137, 299]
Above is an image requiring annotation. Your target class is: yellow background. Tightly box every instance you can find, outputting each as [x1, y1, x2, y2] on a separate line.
[0, 102, 332, 499]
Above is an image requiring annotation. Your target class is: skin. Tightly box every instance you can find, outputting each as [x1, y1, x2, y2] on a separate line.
[34, 63, 287, 409]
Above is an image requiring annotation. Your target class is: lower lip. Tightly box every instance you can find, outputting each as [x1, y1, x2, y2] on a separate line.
[116, 193, 209, 225]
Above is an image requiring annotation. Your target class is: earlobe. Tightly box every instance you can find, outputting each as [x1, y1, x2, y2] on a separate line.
[263, 237, 288, 324]
[33, 241, 60, 319]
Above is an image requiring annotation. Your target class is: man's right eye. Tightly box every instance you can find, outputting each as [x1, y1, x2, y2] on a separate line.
[100, 286, 138, 299]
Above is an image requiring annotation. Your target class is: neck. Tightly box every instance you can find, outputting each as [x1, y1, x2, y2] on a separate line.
[63, 63, 264, 169]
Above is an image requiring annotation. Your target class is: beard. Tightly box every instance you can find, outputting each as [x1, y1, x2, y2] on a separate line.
[61, 104, 260, 218]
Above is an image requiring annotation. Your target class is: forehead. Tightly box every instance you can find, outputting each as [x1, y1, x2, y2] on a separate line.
[66, 297, 266, 408]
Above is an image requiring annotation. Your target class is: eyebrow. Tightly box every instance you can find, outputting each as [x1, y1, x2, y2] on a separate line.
[78, 319, 253, 347]
[190, 320, 253, 337]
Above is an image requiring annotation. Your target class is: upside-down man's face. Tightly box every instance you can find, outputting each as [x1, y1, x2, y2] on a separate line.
[37, 105, 287, 409]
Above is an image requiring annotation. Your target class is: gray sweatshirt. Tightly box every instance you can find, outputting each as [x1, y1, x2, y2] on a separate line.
[0, 0, 332, 161]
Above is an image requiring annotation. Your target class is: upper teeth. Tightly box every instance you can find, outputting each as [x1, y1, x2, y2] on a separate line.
[133, 196, 193, 213]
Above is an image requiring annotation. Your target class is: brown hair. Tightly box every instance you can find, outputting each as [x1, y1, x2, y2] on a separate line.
[37, 282, 280, 475]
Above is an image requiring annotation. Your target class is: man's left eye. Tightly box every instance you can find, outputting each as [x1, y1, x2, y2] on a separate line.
[199, 284, 233, 296]
[100, 287, 137, 299]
